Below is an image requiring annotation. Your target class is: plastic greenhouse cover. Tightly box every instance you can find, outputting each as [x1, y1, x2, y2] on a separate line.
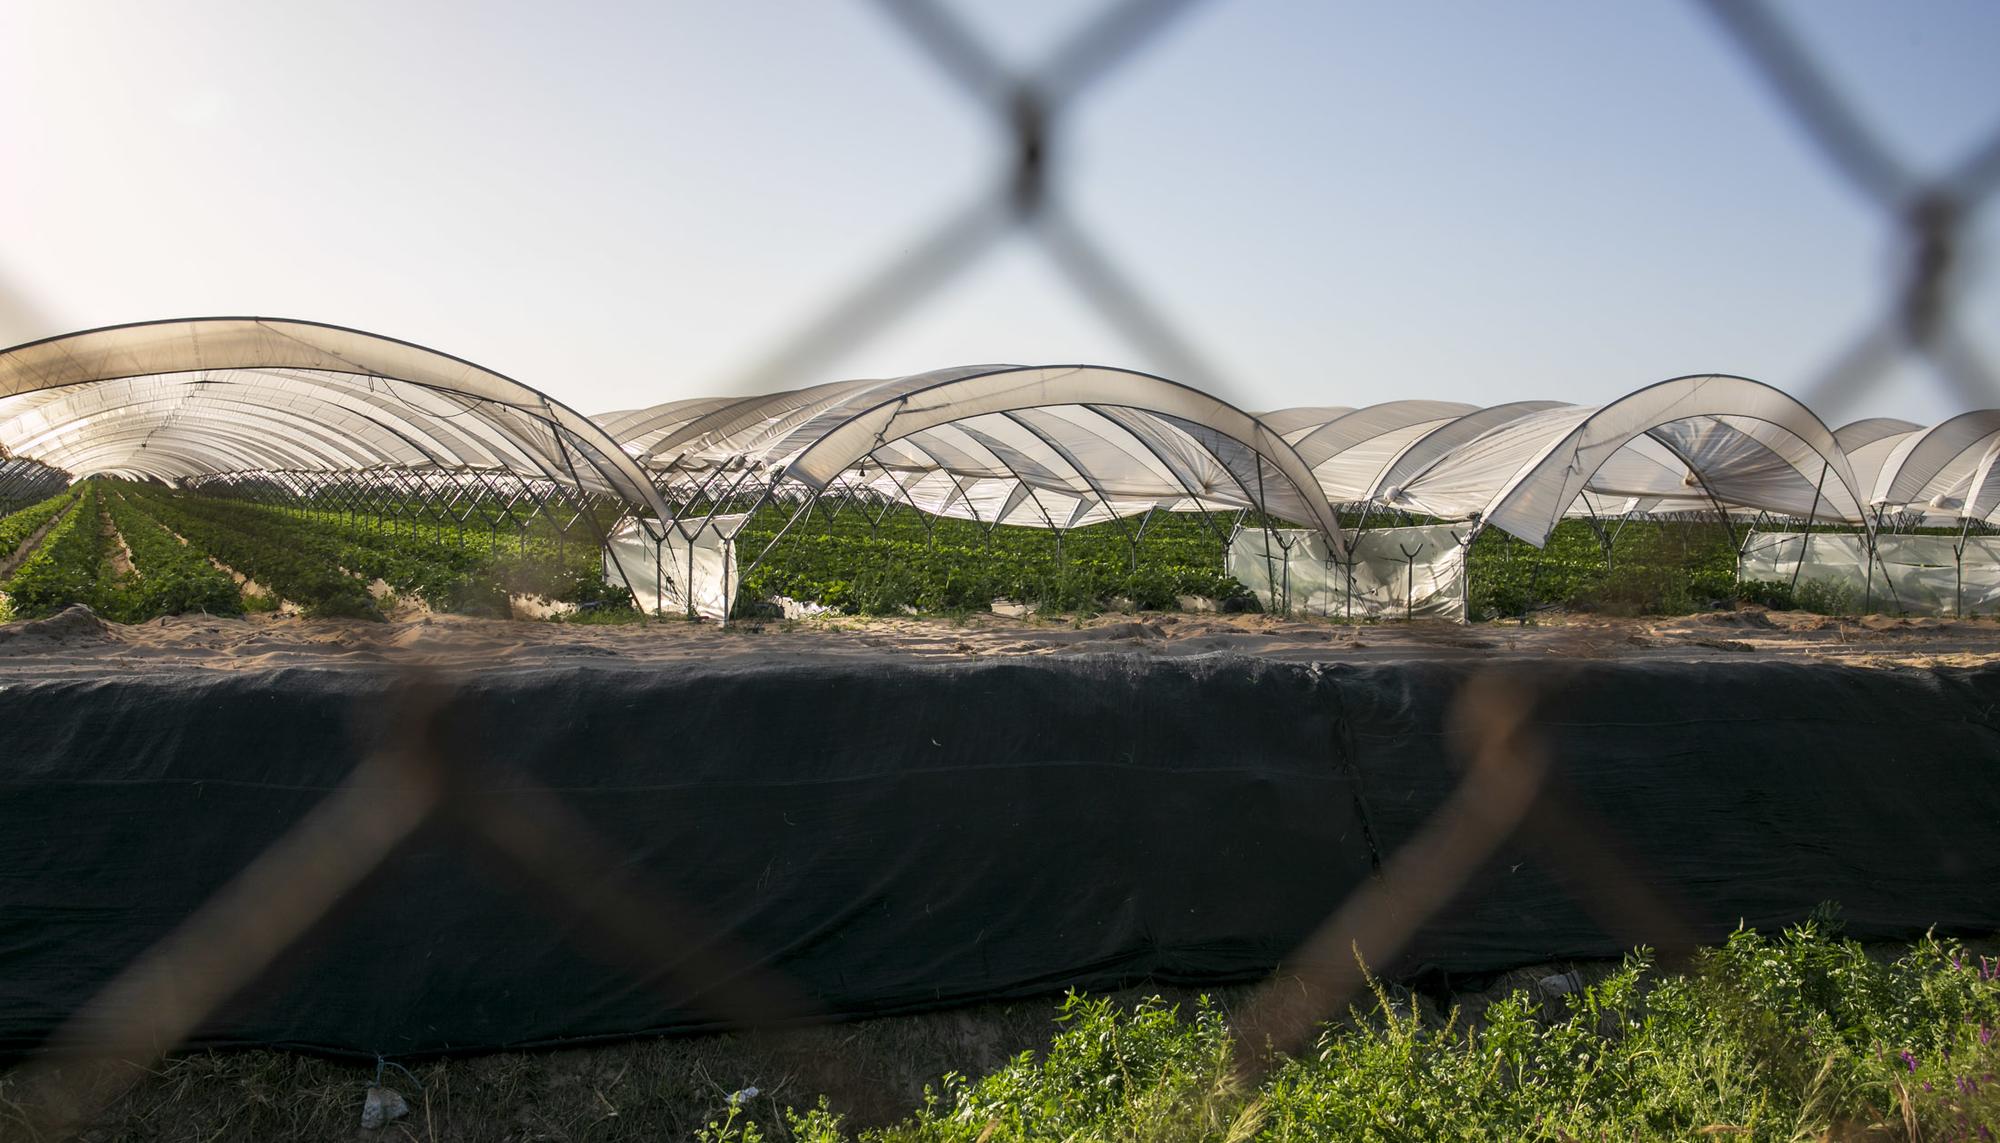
[1738, 531, 2000, 617]
[12, 319, 2000, 557]
[604, 513, 744, 621]
[0, 318, 669, 520]
[1228, 524, 1468, 621]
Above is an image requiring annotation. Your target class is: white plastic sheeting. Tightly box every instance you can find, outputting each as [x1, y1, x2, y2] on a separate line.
[1738, 531, 2000, 617]
[0, 318, 670, 520]
[14, 318, 2000, 613]
[603, 365, 1349, 557]
[606, 370, 1904, 564]
[1228, 524, 1469, 621]
[1372, 376, 1863, 545]
[603, 514, 745, 621]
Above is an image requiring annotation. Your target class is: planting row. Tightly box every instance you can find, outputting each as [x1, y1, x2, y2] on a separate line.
[1467, 518, 1740, 619]
[251, 500, 629, 608]
[0, 482, 630, 622]
[0, 487, 80, 563]
[0, 486, 250, 621]
[731, 506, 1752, 620]
[121, 486, 399, 619]
[1, 484, 106, 618]
[733, 506, 1245, 615]
[99, 490, 245, 621]
[127, 490, 629, 612]
[0, 481, 1851, 625]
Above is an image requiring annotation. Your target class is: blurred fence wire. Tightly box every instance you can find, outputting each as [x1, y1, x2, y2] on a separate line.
[4, 0, 1999, 1137]
[1694, 0, 2000, 416]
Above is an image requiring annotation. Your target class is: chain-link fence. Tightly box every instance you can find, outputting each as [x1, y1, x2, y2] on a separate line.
[3, 0, 1997, 1137]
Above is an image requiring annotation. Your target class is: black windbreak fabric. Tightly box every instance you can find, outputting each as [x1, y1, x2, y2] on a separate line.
[2, 656, 1997, 1058]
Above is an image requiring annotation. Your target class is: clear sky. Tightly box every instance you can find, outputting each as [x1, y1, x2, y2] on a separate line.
[3, 1, 1995, 424]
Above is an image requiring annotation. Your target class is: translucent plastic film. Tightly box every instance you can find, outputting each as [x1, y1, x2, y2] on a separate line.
[1738, 531, 2000, 617]
[1228, 524, 1468, 621]
[603, 514, 744, 621]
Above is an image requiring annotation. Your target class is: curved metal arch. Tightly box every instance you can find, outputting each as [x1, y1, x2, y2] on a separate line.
[1870, 410, 2000, 507]
[915, 419, 1107, 527]
[745, 368, 1012, 468]
[1471, 374, 1864, 546]
[1286, 400, 1481, 470]
[992, 410, 1142, 525]
[1258, 406, 1357, 442]
[240, 369, 525, 466]
[0, 457, 72, 504]
[0, 317, 672, 521]
[1017, 405, 1224, 504]
[0, 347, 558, 491]
[597, 397, 747, 456]
[631, 371, 1001, 469]
[1369, 401, 1567, 501]
[51, 421, 347, 478]
[1834, 417, 1923, 453]
[782, 365, 1348, 555]
[0, 370, 478, 471]
[4, 390, 426, 473]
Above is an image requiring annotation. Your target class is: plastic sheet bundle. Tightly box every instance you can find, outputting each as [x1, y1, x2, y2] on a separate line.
[1228, 524, 1469, 620]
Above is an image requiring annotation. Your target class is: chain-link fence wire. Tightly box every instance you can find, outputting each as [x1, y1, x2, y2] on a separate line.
[1692, 0, 2000, 419]
[5, 0, 2000, 1136]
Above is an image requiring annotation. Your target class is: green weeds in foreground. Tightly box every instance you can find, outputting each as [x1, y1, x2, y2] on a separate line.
[15, 924, 1994, 1140]
[706, 923, 2000, 1142]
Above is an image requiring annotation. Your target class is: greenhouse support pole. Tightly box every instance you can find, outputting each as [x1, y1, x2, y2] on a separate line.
[722, 529, 735, 622]
[1343, 552, 1355, 622]
[735, 478, 821, 584]
[1955, 511, 1975, 619]
[1280, 531, 1299, 617]
[1399, 540, 1423, 622]
[547, 423, 658, 617]
[686, 532, 698, 621]
[1862, 542, 1873, 613]
[1789, 464, 1828, 594]
[1454, 526, 1475, 625]
[1608, 502, 1636, 550]
[1580, 496, 1614, 573]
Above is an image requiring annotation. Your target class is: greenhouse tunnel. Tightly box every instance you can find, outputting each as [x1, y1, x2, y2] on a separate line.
[7, 320, 2000, 619]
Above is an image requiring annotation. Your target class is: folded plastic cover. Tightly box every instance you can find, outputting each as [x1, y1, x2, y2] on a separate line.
[1228, 524, 1468, 620]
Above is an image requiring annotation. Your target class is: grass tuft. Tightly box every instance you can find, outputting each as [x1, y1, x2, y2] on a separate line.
[11, 923, 1998, 1141]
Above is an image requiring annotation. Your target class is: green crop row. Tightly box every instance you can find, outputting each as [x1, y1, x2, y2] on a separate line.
[2, 485, 106, 618]
[1468, 518, 1740, 620]
[264, 502, 628, 607]
[153, 493, 506, 613]
[0, 488, 80, 561]
[150, 493, 629, 612]
[1, 482, 1796, 625]
[100, 489, 244, 620]
[129, 487, 382, 619]
[732, 505, 1247, 615]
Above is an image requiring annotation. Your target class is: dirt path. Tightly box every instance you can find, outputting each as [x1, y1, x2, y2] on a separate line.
[152, 515, 298, 614]
[0, 604, 1995, 678]
[100, 508, 135, 578]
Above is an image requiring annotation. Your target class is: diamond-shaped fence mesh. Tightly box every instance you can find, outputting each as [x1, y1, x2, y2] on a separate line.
[2, 0, 1995, 1136]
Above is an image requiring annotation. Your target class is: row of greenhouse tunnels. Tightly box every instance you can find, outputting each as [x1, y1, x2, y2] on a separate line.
[4, 317, 2000, 625]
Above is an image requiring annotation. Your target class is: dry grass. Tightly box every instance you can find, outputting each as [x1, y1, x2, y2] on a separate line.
[6, 985, 1235, 1143]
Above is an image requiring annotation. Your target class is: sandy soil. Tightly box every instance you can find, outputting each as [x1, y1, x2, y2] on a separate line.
[99, 509, 135, 579]
[2, 604, 1997, 678]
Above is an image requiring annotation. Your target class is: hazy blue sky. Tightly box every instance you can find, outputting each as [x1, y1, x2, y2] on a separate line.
[3, 1, 1995, 423]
